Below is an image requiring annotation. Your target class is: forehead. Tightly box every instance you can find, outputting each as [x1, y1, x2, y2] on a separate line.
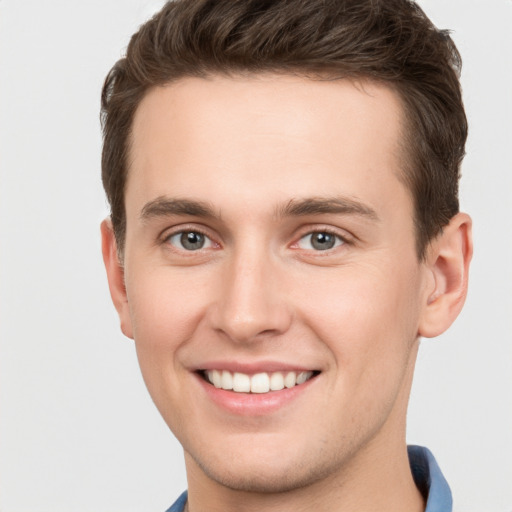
[127, 74, 410, 220]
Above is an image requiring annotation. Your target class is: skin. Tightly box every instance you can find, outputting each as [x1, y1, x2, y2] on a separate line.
[102, 75, 472, 512]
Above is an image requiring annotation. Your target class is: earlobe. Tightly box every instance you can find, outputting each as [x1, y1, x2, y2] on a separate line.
[418, 213, 473, 338]
[100, 219, 134, 339]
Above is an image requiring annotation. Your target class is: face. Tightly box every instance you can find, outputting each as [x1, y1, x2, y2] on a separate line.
[113, 75, 434, 493]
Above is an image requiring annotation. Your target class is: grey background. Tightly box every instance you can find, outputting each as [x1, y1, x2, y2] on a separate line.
[1, 1, 511, 511]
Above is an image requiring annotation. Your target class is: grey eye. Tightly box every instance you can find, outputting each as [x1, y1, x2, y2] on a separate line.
[167, 231, 213, 251]
[297, 232, 343, 251]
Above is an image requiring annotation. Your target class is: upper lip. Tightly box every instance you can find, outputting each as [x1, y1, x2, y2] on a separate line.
[194, 360, 320, 374]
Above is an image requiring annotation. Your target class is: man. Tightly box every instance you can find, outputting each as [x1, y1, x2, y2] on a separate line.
[100, 1, 472, 511]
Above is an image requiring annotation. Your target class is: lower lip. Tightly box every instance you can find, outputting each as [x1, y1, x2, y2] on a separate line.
[194, 373, 317, 416]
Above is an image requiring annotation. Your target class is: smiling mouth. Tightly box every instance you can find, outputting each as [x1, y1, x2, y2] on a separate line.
[200, 369, 320, 394]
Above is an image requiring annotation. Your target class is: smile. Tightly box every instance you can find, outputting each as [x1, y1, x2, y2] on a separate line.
[202, 369, 317, 394]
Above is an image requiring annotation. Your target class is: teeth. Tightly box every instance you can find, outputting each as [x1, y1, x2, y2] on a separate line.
[212, 369, 222, 388]
[221, 370, 233, 390]
[233, 372, 251, 392]
[269, 372, 285, 391]
[284, 371, 296, 388]
[205, 370, 314, 393]
[250, 373, 270, 393]
[296, 371, 309, 385]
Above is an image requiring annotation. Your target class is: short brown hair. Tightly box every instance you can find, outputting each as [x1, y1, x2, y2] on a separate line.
[101, 0, 467, 259]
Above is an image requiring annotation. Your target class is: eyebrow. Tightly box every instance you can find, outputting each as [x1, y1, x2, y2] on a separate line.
[278, 197, 379, 221]
[139, 195, 379, 223]
[140, 197, 218, 221]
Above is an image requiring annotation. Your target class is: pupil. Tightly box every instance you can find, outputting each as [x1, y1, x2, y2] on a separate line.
[181, 231, 204, 250]
[312, 232, 335, 250]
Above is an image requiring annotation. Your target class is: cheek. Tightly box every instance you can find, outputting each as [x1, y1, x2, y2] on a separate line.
[124, 268, 211, 428]
[125, 268, 209, 364]
[294, 260, 423, 371]
[293, 263, 423, 433]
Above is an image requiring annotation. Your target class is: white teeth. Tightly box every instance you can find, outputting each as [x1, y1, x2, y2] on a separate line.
[296, 371, 309, 385]
[212, 369, 222, 388]
[269, 372, 285, 391]
[205, 369, 315, 393]
[284, 371, 296, 388]
[221, 370, 233, 390]
[250, 373, 270, 393]
[233, 372, 251, 392]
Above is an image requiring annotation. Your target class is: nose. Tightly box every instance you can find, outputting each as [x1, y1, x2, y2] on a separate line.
[209, 249, 292, 344]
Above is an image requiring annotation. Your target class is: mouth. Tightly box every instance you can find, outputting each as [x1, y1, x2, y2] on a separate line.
[199, 369, 320, 394]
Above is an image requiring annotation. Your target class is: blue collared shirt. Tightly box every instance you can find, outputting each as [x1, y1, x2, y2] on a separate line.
[165, 445, 452, 512]
[408, 445, 453, 512]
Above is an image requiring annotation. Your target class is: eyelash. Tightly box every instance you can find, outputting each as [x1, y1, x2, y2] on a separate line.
[293, 228, 350, 253]
[159, 226, 352, 254]
[160, 226, 218, 253]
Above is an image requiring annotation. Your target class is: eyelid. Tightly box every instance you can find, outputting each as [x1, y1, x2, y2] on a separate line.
[168, 231, 214, 250]
[159, 223, 220, 249]
[290, 225, 354, 248]
[297, 232, 344, 251]
[157, 222, 353, 253]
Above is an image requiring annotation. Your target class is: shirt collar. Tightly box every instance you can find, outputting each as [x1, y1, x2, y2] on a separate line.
[408, 445, 453, 512]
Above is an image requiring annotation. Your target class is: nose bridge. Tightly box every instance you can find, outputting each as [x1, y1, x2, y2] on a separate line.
[212, 240, 291, 343]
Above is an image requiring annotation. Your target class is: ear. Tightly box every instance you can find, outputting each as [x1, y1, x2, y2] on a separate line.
[418, 213, 473, 338]
[101, 219, 134, 339]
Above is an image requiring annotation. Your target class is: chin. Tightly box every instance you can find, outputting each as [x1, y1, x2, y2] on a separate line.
[186, 440, 346, 494]
[198, 460, 330, 494]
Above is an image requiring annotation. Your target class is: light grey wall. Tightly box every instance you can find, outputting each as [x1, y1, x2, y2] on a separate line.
[0, 1, 510, 511]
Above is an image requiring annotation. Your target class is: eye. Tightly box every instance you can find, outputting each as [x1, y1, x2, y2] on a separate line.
[166, 230, 214, 251]
[297, 231, 344, 251]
